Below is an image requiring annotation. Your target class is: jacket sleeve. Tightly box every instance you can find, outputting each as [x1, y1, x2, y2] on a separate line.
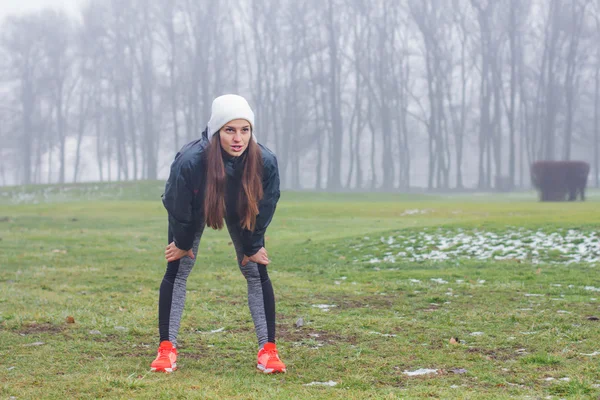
[241, 156, 281, 257]
[162, 159, 196, 251]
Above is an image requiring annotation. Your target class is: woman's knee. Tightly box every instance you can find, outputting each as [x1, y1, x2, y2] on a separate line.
[240, 262, 261, 281]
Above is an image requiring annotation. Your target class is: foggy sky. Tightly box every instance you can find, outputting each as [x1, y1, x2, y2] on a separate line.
[0, 0, 80, 19]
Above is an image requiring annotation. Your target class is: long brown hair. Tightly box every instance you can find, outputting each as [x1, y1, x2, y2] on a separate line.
[204, 132, 264, 231]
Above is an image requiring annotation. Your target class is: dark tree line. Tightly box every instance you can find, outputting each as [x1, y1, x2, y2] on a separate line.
[1, 0, 599, 190]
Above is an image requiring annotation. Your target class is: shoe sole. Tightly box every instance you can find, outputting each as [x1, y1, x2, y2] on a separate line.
[257, 364, 286, 374]
[150, 363, 177, 373]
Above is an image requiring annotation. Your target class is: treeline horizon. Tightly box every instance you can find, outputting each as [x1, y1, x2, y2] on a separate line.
[1, 0, 599, 190]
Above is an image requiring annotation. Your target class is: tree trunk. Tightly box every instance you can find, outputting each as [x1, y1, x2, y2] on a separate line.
[508, 0, 517, 189]
[21, 73, 34, 185]
[325, 0, 343, 190]
[72, 85, 87, 183]
[595, 62, 600, 187]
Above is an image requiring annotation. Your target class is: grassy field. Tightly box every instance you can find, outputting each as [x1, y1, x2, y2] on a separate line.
[1, 182, 600, 399]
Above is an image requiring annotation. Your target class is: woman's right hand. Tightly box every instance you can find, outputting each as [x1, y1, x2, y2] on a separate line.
[165, 242, 195, 262]
[242, 247, 270, 266]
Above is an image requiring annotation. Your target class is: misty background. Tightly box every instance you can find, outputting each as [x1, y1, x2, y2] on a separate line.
[1, 0, 599, 191]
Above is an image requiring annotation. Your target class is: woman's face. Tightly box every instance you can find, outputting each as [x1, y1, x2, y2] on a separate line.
[219, 119, 252, 157]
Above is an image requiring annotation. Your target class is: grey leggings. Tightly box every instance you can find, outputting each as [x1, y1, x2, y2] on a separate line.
[158, 222, 276, 348]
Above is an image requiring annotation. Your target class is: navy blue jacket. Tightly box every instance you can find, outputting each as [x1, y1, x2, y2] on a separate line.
[161, 128, 280, 256]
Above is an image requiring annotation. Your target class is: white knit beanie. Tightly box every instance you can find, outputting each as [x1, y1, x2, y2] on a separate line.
[207, 94, 256, 141]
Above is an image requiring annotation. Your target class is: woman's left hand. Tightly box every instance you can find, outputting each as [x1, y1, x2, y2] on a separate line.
[242, 247, 270, 266]
[165, 242, 195, 262]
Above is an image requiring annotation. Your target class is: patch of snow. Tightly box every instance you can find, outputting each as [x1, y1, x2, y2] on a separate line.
[304, 381, 337, 387]
[312, 304, 336, 312]
[354, 229, 600, 266]
[369, 331, 397, 337]
[581, 351, 600, 356]
[401, 209, 430, 216]
[403, 368, 438, 376]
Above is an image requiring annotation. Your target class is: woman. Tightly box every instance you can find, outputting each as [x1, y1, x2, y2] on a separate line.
[150, 94, 285, 374]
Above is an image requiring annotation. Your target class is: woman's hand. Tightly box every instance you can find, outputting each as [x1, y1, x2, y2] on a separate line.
[165, 242, 195, 262]
[242, 247, 269, 266]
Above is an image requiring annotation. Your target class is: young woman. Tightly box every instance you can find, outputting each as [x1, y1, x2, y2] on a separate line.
[150, 94, 285, 374]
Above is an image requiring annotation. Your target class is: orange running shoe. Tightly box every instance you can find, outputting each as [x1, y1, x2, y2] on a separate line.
[150, 341, 177, 373]
[257, 342, 286, 374]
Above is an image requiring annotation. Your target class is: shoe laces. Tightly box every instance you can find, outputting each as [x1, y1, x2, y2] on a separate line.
[158, 346, 172, 357]
[265, 348, 279, 360]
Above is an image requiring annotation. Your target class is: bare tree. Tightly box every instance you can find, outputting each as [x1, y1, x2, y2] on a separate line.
[561, 0, 590, 161]
[504, 0, 531, 188]
[2, 13, 46, 185]
[411, 0, 453, 189]
[39, 10, 76, 184]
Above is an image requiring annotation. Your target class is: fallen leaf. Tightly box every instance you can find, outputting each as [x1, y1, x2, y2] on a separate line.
[89, 330, 102, 335]
[52, 249, 67, 254]
[228, 241, 232, 246]
[295, 318, 304, 328]
[65, 316, 75, 324]
[339, 256, 346, 260]
[535, 268, 542, 275]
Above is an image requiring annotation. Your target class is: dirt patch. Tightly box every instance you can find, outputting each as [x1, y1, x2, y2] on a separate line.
[114, 349, 151, 358]
[90, 333, 120, 343]
[17, 322, 64, 335]
[278, 326, 358, 345]
[419, 304, 441, 312]
[179, 345, 217, 360]
[321, 294, 399, 310]
[466, 347, 520, 361]
[221, 326, 254, 335]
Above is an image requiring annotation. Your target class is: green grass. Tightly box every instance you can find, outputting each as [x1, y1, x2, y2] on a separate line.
[1, 182, 600, 399]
